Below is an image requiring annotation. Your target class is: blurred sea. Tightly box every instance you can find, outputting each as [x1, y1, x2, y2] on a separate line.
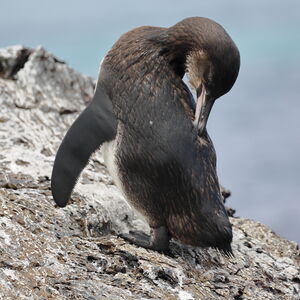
[1, 0, 299, 243]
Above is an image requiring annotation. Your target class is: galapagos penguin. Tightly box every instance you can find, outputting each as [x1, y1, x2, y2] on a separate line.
[51, 17, 240, 255]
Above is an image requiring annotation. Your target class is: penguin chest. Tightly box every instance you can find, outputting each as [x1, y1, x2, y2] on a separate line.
[101, 136, 150, 223]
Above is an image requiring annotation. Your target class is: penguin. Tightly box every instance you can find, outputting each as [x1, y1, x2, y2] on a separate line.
[51, 17, 240, 255]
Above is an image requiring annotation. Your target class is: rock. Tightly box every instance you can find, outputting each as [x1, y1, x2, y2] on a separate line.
[0, 45, 299, 300]
[0, 45, 33, 80]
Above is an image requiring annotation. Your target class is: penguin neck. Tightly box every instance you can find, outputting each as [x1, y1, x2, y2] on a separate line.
[151, 30, 201, 80]
[154, 39, 189, 79]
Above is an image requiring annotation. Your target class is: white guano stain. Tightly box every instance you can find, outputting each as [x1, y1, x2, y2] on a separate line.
[2, 269, 18, 281]
[0, 229, 12, 245]
[178, 290, 195, 300]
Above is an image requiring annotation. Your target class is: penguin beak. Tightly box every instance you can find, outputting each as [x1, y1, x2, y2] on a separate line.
[194, 84, 215, 136]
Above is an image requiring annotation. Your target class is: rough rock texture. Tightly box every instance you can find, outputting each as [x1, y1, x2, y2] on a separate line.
[0, 46, 299, 300]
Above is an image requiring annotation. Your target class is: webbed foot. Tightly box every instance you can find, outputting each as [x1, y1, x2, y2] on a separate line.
[119, 226, 170, 252]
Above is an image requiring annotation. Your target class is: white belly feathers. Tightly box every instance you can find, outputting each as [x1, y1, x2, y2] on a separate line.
[101, 139, 124, 193]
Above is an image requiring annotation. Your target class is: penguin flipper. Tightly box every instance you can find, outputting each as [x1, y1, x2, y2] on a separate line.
[51, 85, 117, 207]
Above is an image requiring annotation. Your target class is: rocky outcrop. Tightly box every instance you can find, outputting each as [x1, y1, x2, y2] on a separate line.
[0, 46, 299, 300]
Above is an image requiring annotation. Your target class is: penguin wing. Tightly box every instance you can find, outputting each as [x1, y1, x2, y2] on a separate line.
[51, 84, 117, 207]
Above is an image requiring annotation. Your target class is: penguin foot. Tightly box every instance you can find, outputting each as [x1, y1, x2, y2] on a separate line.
[119, 226, 170, 252]
[119, 230, 151, 249]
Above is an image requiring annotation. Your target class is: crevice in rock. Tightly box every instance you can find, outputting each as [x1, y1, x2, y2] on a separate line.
[59, 108, 79, 115]
[0, 48, 33, 79]
[14, 103, 33, 110]
[292, 277, 300, 284]
[233, 288, 244, 300]
[9, 48, 32, 78]
[155, 268, 179, 287]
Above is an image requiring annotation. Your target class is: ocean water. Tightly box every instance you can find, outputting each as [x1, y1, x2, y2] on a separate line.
[1, 0, 299, 243]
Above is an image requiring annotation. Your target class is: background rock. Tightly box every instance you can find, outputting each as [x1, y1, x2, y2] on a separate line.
[0, 46, 299, 300]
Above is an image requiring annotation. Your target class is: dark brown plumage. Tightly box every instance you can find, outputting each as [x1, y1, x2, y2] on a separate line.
[51, 17, 240, 255]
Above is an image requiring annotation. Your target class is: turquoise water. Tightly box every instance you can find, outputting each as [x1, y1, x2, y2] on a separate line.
[1, 0, 300, 243]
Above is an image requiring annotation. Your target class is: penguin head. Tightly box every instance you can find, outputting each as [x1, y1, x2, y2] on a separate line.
[165, 17, 240, 135]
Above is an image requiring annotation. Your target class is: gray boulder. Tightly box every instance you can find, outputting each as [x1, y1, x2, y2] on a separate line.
[0, 46, 299, 300]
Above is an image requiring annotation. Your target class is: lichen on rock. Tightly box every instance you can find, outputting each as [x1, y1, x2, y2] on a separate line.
[0, 46, 299, 300]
